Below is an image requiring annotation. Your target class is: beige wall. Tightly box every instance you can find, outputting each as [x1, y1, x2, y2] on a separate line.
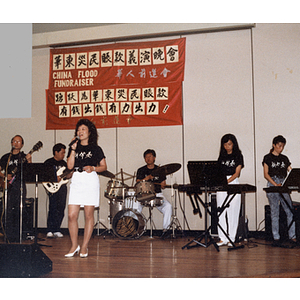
[1, 23, 299, 233]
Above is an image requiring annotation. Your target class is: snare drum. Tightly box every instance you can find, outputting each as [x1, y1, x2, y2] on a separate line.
[134, 180, 156, 203]
[105, 179, 128, 201]
[112, 209, 146, 239]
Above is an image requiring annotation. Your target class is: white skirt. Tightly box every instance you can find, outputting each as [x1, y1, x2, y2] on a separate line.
[68, 171, 100, 207]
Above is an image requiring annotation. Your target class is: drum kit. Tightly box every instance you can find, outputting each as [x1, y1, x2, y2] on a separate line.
[98, 163, 181, 239]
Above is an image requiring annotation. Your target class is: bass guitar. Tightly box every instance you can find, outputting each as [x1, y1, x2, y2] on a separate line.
[42, 166, 72, 193]
[0, 141, 43, 189]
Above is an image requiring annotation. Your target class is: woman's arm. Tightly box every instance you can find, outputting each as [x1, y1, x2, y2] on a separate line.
[227, 165, 242, 184]
[83, 158, 107, 173]
[67, 149, 76, 170]
[67, 138, 78, 170]
[263, 163, 279, 186]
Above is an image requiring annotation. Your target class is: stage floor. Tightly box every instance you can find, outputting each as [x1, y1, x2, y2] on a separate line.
[1, 231, 300, 278]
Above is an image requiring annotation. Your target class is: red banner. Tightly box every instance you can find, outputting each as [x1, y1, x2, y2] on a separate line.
[46, 38, 185, 130]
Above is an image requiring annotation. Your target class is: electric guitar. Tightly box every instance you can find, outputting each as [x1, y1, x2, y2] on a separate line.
[0, 141, 43, 189]
[42, 166, 72, 193]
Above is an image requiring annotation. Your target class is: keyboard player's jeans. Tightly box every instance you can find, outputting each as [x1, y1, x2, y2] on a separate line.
[267, 176, 296, 240]
[217, 177, 241, 244]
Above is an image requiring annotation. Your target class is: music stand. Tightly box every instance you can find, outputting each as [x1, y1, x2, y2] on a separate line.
[182, 161, 227, 251]
[23, 163, 57, 246]
[282, 168, 300, 189]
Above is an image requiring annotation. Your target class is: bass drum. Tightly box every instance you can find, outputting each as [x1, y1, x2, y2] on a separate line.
[112, 209, 146, 239]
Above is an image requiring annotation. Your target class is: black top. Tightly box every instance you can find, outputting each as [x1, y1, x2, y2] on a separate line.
[136, 164, 166, 193]
[218, 152, 244, 176]
[0, 151, 28, 180]
[262, 152, 291, 178]
[67, 144, 105, 169]
[44, 157, 67, 171]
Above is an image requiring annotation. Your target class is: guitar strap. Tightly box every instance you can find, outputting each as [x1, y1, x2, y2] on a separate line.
[4, 152, 12, 186]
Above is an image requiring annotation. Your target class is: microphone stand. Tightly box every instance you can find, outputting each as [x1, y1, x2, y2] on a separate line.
[3, 154, 12, 243]
[19, 152, 24, 244]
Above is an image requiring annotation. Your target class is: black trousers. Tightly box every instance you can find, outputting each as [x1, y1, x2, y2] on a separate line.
[47, 185, 67, 233]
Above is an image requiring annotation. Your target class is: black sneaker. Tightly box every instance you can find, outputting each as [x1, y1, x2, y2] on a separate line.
[272, 240, 281, 247]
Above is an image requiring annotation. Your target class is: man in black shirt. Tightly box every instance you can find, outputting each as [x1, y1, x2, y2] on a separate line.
[136, 149, 172, 235]
[44, 143, 71, 238]
[0, 135, 32, 242]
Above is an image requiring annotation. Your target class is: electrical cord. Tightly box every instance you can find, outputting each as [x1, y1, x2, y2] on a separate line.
[177, 189, 191, 231]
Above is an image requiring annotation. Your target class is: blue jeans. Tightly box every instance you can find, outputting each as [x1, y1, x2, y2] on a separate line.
[267, 176, 296, 240]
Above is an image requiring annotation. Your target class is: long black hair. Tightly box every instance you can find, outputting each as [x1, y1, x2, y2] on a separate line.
[75, 119, 98, 145]
[219, 133, 242, 158]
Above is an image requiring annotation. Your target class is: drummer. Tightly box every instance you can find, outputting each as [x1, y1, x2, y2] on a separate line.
[136, 149, 172, 237]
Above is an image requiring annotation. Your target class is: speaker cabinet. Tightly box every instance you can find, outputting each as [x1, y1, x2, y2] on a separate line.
[0, 198, 34, 242]
[0, 244, 52, 277]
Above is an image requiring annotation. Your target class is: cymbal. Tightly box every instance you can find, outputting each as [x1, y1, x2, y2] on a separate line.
[98, 170, 115, 178]
[151, 163, 181, 177]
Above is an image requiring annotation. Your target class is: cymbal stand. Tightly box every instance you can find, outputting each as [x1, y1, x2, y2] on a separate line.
[114, 169, 136, 186]
[163, 174, 183, 238]
[95, 177, 111, 237]
[94, 206, 109, 236]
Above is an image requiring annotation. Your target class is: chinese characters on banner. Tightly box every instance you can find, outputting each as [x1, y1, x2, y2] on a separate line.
[46, 38, 186, 130]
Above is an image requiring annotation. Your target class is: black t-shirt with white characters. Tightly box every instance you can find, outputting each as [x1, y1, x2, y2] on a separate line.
[44, 157, 67, 172]
[262, 152, 291, 178]
[0, 151, 28, 180]
[67, 144, 105, 169]
[136, 164, 166, 193]
[218, 152, 244, 176]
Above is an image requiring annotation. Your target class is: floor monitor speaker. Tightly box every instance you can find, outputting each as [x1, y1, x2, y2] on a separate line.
[0, 243, 52, 277]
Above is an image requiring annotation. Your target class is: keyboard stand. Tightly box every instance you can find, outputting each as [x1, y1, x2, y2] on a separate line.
[182, 186, 220, 252]
[182, 189, 245, 252]
[217, 192, 245, 251]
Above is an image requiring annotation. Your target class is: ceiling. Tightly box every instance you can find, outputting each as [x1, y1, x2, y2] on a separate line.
[32, 23, 115, 34]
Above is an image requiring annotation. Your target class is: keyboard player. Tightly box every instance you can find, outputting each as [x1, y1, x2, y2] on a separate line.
[262, 135, 296, 246]
[216, 134, 244, 247]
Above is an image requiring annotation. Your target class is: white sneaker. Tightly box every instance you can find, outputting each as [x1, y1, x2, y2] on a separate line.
[54, 232, 63, 238]
[217, 240, 228, 246]
[47, 232, 54, 238]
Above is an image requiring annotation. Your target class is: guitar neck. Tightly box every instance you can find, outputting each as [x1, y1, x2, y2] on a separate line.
[60, 168, 73, 179]
[11, 145, 41, 175]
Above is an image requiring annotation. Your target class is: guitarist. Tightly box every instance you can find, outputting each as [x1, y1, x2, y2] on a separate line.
[44, 143, 72, 238]
[0, 135, 32, 242]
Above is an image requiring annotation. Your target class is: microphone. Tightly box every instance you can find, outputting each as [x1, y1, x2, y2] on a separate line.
[69, 136, 79, 147]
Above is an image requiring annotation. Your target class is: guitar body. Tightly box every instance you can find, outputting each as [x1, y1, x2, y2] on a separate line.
[43, 166, 70, 194]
